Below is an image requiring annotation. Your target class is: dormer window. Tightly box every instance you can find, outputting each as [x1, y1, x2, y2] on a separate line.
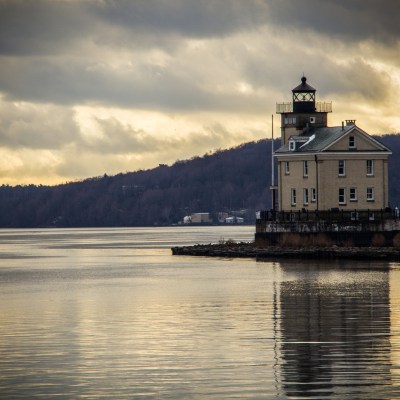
[349, 136, 356, 148]
[289, 140, 296, 151]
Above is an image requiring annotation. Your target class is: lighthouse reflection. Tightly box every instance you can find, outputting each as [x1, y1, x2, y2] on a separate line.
[275, 261, 392, 399]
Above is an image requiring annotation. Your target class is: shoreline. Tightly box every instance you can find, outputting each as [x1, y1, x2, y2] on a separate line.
[171, 242, 400, 261]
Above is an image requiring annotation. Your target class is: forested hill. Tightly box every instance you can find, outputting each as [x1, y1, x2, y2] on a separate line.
[1, 134, 400, 228]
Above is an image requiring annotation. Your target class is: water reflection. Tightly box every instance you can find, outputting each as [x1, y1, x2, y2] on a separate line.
[277, 260, 394, 398]
[1, 228, 400, 399]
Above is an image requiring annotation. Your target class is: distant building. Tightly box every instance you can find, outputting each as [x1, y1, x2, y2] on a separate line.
[183, 213, 212, 224]
[274, 76, 391, 211]
[225, 216, 244, 224]
[217, 212, 229, 223]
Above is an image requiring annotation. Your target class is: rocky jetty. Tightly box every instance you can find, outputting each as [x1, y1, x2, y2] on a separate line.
[171, 242, 400, 261]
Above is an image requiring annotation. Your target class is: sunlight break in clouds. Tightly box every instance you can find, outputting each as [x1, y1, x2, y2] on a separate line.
[0, 0, 399, 185]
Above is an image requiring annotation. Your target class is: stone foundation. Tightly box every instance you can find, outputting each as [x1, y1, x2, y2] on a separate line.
[255, 230, 400, 247]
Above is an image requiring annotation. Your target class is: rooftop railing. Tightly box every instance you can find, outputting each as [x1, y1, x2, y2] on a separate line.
[256, 209, 399, 223]
[276, 101, 332, 114]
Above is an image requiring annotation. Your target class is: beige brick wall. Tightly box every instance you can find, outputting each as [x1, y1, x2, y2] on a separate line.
[278, 157, 318, 210]
[329, 131, 379, 151]
[278, 155, 389, 210]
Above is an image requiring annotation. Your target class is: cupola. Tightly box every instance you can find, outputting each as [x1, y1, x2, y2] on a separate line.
[292, 76, 316, 113]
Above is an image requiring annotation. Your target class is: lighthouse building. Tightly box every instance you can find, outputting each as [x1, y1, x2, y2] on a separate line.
[274, 77, 391, 212]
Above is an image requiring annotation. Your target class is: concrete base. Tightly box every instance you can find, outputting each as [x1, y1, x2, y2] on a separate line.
[255, 230, 400, 247]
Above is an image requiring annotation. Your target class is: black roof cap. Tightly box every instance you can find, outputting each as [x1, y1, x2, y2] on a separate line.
[292, 76, 316, 92]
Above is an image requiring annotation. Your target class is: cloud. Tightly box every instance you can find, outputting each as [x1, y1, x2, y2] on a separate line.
[266, 0, 400, 45]
[0, 0, 94, 56]
[0, 98, 80, 149]
[0, 0, 399, 185]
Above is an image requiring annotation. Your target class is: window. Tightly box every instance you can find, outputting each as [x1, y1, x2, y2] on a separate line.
[303, 188, 309, 205]
[366, 160, 374, 176]
[338, 160, 346, 176]
[291, 188, 297, 206]
[284, 117, 297, 125]
[338, 188, 346, 204]
[349, 187, 357, 201]
[367, 187, 374, 201]
[311, 188, 317, 202]
[303, 160, 308, 177]
[289, 140, 295, 151]
[349, 136, 356, 148]
[284, 161, 290, 174]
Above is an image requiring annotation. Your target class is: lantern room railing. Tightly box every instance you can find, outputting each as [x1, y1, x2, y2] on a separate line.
[276, 101, 332, 114]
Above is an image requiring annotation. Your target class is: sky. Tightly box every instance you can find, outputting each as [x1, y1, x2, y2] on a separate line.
[1, 0, 400, 185]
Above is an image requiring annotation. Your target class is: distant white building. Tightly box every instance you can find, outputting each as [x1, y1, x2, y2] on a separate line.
[183, 213, 212, 224]
[225, 216, 244, 224]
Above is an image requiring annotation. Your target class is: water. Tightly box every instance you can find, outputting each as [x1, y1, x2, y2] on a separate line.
[0, 226, 400, 399]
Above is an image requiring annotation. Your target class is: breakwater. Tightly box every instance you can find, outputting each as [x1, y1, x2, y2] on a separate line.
[171, 242, 400, 261]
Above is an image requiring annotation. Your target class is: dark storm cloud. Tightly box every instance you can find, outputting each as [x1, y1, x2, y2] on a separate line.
[0, 0, 268, 56]
[0, 0, 398, 60]
[0, 53, 267, 112]
[0, 0, 398, 109]
[93, 0, 268, 39]
[266, 0, 400, 45]
[0, 0, 95, 56]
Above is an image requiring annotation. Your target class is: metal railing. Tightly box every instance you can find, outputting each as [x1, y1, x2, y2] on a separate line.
[276, 101, 332, 113]
[257, 209, 399, 223]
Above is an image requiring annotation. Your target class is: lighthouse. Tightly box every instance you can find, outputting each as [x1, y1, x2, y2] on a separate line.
[277, 76, 332, 145]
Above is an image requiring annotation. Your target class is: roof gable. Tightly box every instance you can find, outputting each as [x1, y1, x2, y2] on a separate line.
[323, 126, 391, 152]
[275, 125, 391, 154]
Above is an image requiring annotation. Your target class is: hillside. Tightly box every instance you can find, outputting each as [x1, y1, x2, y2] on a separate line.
[1, 135, 399, 228]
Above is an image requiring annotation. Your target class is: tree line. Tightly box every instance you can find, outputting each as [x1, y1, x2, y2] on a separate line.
[0, 135, 399, 227]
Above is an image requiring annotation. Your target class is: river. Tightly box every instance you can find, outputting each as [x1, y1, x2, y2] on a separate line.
[0, 226, 400, 399]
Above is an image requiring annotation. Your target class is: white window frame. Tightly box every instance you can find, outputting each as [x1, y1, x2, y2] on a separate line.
[303, 160, 308, 177]
[367, 187, 375, 201]
[291, 188, 297, 206]
[338, 188, 346, 205]
[338, 160, 346, 176]
[366, 160, 374, 176]
[289, 140, 295, 151]
[349, 187, 357, 201]
[311, 188, 317, 202]
[284, 161, 290, 174]
[303, 188, 309, 205]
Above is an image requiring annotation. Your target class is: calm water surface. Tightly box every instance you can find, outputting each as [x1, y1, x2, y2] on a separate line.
[0, 226, 400, 399]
